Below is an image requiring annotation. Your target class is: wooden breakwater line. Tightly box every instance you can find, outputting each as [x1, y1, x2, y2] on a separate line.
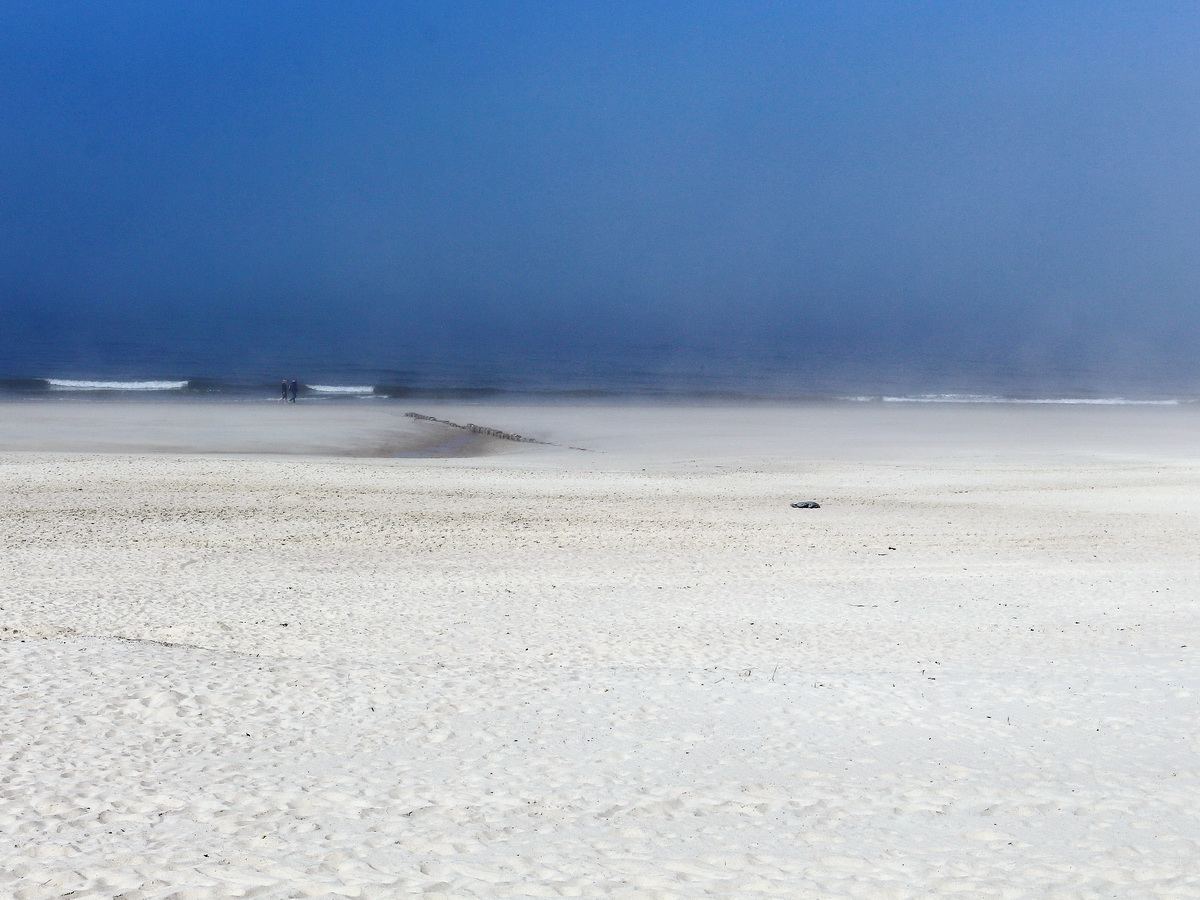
[404, 412, 556, 446]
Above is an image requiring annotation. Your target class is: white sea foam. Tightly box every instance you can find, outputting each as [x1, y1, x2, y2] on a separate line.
[46, 379, 188, 391]
[1011, 397, 1179, 405]
[868, 393, 1179, 406]
[307, 384, 375, 394]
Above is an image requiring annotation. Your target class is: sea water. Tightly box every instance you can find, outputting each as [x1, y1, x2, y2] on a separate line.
[0, 325, 1196, 404]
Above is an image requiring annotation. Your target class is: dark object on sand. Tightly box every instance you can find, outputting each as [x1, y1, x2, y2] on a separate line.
[791, 501, 821, 509]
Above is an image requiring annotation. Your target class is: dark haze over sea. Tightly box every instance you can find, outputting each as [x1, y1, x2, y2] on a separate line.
[5, 4, 1200, 403]
[0, 324, 1195, 403]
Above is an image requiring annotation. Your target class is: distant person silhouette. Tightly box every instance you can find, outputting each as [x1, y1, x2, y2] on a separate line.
[289, 379, 298, 403]
[281, 379, 288, 402]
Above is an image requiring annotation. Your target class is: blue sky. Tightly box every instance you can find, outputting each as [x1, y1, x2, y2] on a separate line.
[4, 1, 1199, 376]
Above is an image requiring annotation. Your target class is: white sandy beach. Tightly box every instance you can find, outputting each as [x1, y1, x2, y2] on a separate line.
[2, 401, 1199, 898]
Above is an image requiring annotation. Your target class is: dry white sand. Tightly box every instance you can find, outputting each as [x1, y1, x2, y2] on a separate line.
[2, 401, 1199, 898]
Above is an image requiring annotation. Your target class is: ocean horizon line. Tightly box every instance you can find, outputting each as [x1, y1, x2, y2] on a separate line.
[0, 376, 1193, 406]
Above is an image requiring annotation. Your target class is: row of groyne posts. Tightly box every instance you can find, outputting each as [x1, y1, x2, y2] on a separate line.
[403, 412, 551, 446]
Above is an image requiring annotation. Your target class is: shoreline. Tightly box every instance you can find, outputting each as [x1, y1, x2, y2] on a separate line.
[3, 375, 1197, 406]
[1, 397, 1197, 463]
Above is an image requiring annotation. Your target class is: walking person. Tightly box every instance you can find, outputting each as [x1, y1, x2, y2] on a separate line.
[281, 379, 288, 402]
[289, 379, 298, 403]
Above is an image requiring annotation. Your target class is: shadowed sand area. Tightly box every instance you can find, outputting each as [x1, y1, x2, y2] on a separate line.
[3, 399, 1199, 461]
[2, 401, 1199, 897]
[0, 401, 514, 458]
